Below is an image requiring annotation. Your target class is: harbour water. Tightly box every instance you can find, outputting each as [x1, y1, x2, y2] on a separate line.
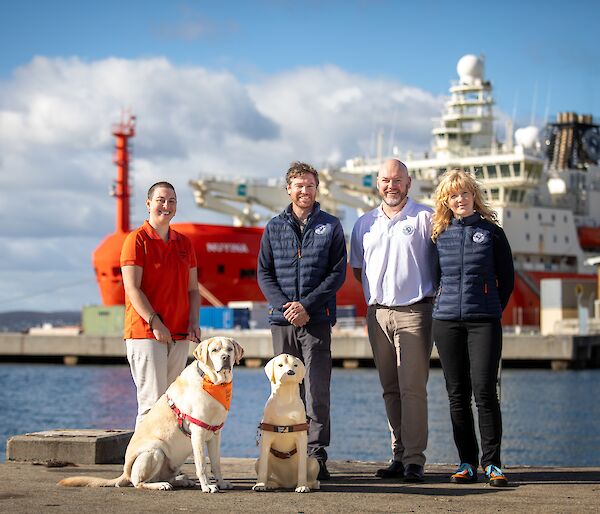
[1, 364, 599, 466]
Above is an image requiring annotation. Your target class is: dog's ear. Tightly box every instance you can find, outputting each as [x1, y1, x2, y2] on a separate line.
[264, 356, 277, 384]
[193, 338, 211, 364]
[295, 358, 306, 382]
[231, 339, 245, 365]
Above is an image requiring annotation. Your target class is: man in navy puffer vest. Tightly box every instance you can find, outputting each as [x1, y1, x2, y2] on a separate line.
[258, 161, 347, 481]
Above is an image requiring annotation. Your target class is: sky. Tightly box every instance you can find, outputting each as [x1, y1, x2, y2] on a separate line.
[1, 0, 599, 313]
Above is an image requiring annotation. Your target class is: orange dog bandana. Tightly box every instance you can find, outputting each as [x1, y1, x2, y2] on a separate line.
[203, 377, 232, 410]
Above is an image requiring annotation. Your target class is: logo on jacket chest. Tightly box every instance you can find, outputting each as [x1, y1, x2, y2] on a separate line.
[472, 231, 487, 243]
[315, 224, 328, 235]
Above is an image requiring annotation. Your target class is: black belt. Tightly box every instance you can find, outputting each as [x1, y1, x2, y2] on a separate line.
[374, 297, 433, 308]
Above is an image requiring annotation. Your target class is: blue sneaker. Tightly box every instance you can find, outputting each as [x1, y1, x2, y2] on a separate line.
[450, 463, 477, 483]
[485, 465, 508, 487]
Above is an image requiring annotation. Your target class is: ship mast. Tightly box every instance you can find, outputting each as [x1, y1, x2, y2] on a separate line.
[111, 113, 136, 232]
[432, 54, 495, 159]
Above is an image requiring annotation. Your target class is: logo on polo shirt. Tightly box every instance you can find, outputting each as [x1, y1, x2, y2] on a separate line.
[473, 232, 486, 243]
[315, 224, 327, 235]
[402, 224, 415, 236]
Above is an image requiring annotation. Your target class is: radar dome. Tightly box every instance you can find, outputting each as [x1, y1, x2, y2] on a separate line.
[514, 126, 540, 149]
[457, 54, 484, 84]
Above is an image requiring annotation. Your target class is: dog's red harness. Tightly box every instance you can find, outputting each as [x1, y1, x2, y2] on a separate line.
[167, 395, 224, 436]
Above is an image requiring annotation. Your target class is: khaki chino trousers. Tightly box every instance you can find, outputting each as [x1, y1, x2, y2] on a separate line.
[367, 302, 433, 466]
[126, 338, 191, 428]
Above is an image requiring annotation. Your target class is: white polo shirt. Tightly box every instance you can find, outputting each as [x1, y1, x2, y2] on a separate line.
[350, 198, 437, 307]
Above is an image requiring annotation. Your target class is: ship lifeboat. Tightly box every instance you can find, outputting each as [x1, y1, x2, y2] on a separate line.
[577, 226, 600, 251]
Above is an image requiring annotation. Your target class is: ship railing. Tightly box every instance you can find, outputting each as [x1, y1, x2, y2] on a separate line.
[192, 175, 285, 188]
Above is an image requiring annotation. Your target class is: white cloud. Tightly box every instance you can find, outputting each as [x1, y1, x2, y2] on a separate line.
[0, 56, 442, 311]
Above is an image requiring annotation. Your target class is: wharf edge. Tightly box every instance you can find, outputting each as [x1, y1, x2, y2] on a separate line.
[1, 330, 600, 369]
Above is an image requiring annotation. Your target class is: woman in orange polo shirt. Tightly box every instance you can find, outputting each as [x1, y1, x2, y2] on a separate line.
[120, 181, 201, 427]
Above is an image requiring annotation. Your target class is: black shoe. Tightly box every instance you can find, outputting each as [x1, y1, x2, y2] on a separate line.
[375, 460, 404, 478]
[403, 463, 425, 483]
[317, 460, 331, 481]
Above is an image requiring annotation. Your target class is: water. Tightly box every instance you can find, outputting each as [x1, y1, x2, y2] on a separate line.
[1, 364, 599, 466]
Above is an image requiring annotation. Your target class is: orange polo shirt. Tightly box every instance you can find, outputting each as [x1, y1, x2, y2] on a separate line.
[120, 220, 197, 340]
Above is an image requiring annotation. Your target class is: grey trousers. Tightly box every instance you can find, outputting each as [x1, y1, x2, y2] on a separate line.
[367, 303, 433, 467]
[271, 321, 332, 462]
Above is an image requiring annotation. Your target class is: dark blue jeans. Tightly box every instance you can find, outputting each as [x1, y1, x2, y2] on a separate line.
[271, 321, 332, 462]
[432, 318, 503, 469]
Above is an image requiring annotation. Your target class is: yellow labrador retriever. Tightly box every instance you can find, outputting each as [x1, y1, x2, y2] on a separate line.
[59, 336, 244, 492]
[253, 354, 320, 493]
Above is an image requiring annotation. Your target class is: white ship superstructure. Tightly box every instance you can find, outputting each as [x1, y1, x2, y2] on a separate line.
[189, 54, 600, 326]
[342, 56, 600, 277]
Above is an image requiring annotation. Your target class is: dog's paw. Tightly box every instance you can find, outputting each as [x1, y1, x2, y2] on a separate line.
[201, 484, 220, 493]
[176, 477, 197, 488]
[217, 479, 234, 490]
[135, 481, 174, 491]
[252, 483, 267, 491]
[295, 485, 311, 493]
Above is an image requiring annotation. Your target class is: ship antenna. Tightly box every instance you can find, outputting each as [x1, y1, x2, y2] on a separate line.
[543, 84, 552, 125]
[511, 90, 519, 126]
[388, 106, 398, 157]
[530, 81, 538, 126]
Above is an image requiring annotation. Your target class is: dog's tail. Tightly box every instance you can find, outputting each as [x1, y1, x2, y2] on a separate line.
[58, 473, 130, 488]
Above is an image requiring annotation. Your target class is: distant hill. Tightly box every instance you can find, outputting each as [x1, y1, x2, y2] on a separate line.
[0, 311, 81, 333]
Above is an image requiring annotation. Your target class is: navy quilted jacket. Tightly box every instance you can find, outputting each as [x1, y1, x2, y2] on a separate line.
[433, 213, 514, 321]
[257, 202, 347, 326]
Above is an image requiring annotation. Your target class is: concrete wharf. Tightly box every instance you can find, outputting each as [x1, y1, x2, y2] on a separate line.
[2, 330, 600, 369]
[2, 457, 599, 513]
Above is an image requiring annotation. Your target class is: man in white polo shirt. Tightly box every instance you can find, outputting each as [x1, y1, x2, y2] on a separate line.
[350, 158, 437, 483]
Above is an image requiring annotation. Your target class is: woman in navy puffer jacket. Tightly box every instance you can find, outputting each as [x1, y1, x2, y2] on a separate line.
[431, 169, 514, 487]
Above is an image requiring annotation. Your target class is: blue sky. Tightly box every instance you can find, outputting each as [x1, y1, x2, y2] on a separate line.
[1, 0, 599, 312]
[3, 0, 599, 121]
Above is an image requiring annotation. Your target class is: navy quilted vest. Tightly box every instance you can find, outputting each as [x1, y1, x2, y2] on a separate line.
[262, 204, 344, 325]
[433, 213, 503, 320]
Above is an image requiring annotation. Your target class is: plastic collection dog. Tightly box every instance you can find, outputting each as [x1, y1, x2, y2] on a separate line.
[253, 353, 320, 493]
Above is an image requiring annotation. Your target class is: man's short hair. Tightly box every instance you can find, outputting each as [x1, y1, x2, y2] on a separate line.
[285, 161, 319, 187]
[147, 181, 176, 200]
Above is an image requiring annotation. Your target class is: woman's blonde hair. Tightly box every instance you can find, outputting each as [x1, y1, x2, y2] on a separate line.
[431, 168, 498, 241]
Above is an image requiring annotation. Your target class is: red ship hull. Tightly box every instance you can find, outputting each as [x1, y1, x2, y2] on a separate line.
[92, 223, 368, 316]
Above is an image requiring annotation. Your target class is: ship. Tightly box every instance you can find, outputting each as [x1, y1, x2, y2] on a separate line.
[331, 55, 600, 327]
[92, 114, 365, 318]
[93, 54, 600, 328]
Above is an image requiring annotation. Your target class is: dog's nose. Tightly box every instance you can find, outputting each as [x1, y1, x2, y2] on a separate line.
[286, 370, 295, 375]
